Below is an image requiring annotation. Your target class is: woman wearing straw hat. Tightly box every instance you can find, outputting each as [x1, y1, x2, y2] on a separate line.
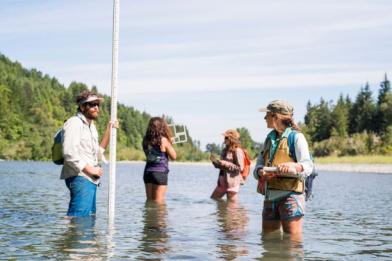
[210, 129, 244, 202]
[254, 100, 313, 235]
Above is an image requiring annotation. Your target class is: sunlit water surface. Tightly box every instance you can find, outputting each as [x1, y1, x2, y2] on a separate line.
[0, 161, 391, 260]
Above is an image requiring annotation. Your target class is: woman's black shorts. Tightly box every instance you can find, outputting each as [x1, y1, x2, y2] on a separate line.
[143, 171, 168, 185]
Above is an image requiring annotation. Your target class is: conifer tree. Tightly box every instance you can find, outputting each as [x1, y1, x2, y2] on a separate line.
[349, 83, 376, 134]
[331, 94, 349, 137]
[304, 99, 333, 142]
[375, 73, 391, 134]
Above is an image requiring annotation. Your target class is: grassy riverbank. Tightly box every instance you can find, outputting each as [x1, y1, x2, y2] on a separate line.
[315, 155, 392, 164]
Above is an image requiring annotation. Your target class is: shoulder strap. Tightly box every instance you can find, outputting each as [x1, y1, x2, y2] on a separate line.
[231, 148, 241, 167]
[288, 131, 297, 162]
[263, 137, 274, 165]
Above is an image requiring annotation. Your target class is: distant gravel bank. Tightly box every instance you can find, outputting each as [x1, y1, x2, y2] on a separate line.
[316, 163, 392, 174]
[118, 161, 392, 174]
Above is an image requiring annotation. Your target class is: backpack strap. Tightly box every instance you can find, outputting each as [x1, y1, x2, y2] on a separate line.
[231, 148, 241, 168]
[288, 131, 297, 162]
[263, 136, 273, 166]
[264, 130, 278, 165]
[289, 131, 316, 162]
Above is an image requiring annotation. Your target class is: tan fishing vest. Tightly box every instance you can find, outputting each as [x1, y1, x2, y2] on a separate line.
[263, 137, 304, 193]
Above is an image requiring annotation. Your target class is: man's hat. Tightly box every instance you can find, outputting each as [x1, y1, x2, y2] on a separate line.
[79, 95, 104, 105]
[259, 100, 294, 116]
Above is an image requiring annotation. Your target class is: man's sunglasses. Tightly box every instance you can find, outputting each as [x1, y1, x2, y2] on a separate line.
[85, 102, 100, 108]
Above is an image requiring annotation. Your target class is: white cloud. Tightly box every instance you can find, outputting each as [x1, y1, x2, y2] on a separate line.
[0, 1, 112, 34]
[115, 71, 384, 95]
[2, 0, 391, 145]
[29, 57, 390, 97]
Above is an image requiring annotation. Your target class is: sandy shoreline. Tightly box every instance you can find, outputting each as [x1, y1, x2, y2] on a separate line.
[117, 161, 392, 174]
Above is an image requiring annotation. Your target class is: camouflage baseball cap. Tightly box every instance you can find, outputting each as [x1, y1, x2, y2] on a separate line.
[259, 100, 294, 116]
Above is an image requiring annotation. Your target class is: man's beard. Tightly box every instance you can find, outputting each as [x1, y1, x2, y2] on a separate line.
[84, 111, 98, 120]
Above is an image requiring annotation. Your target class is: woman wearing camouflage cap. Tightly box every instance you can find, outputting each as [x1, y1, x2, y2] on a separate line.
[254, 100, 313, 235]
[210, 129, 245, 202]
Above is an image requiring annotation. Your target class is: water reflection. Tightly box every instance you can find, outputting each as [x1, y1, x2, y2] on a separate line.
[2, 162, 392, 260]
[53, 216, 105, 260]
[137, 202, 170, 260]
[215, 200, 249, 260]
[260, 232, 304, 260]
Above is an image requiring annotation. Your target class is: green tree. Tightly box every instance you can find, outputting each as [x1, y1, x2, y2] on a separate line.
[0, 53, 205, 161]
[375, 74, 391, 134]
[236, 127, 260, 159]
[381, 125, 392, 154]
[304, 98, 333, 142]
[205, 143, 222, 155]
[330, 94, 349, 137]
[0, 84, 11, 127]
[379, 93, 392, 132]
[349, 83, 376, 134]
[302, 76, 391, 157]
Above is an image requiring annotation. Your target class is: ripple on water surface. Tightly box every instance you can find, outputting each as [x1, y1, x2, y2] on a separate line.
[0, 162, 392, 260]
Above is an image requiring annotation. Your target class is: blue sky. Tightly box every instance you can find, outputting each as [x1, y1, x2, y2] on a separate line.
[1, 0, 392, 148]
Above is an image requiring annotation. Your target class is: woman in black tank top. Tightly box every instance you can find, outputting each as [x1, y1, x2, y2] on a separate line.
[142, 117, 177, 203]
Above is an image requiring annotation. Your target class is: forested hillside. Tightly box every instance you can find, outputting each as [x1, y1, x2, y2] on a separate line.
[2, 53, 389, 161]
[0, 54, 206, 161]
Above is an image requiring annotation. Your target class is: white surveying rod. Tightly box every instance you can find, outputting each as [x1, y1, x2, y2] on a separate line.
[108, 0, 120, 225]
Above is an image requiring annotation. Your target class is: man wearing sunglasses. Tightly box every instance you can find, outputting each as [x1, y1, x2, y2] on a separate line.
[60, 90, 117, 217]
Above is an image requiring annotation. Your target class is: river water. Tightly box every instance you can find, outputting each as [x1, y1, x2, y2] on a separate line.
[0, 161, 391, 260]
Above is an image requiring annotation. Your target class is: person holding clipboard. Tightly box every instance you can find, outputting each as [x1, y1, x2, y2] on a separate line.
[253, 100, 313, 236]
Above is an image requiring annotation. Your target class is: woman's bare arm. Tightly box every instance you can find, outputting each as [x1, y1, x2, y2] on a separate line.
[161, 137, 177, 160]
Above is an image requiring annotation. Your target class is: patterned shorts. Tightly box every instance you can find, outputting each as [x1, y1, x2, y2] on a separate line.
[262, 193, 305, 221]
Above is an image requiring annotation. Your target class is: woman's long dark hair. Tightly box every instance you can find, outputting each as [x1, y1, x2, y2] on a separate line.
[142, 117, 172, 148]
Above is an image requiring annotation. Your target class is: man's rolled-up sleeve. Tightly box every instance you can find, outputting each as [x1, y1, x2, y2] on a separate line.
[62, 118, 87, 173]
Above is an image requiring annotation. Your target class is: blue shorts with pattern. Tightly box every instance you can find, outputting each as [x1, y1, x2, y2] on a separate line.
[262, 193, 305, 221]
[65, 176, 97, 217]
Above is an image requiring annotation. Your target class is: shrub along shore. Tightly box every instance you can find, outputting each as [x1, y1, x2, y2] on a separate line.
[0, 158, 391, 173]
[174, 155, 392, 174]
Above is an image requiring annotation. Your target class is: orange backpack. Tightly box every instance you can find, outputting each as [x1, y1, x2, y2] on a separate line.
[236, 148, 252, 181]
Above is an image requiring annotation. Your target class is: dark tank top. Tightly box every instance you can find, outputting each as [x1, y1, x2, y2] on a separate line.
[143, 144, 169, 173]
